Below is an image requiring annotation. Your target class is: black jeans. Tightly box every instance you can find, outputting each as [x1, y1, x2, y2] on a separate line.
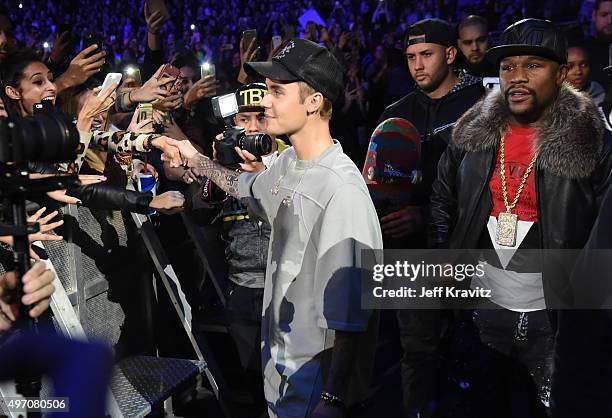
[396, 309, 451, 418]
[470, 308, 554, 417]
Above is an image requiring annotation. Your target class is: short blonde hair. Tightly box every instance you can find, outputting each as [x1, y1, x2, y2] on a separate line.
[297, 81, 333, 120]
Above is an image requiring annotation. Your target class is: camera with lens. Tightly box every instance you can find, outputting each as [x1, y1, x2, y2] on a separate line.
[211, 93, 272, 168]
[0, 101, 79, 164]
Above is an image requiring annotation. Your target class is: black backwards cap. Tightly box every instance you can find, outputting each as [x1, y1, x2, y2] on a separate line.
[405, 18, 457, 48]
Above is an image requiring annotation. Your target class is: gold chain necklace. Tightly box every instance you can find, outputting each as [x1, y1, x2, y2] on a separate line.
[495, 135, 537, 247]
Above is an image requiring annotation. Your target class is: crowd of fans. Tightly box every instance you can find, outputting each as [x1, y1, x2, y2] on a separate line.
[5, 0, 605, 167]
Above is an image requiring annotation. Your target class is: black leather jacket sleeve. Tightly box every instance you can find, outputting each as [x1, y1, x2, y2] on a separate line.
[66, 183, 153, 214]
[28, 162, 153, 214]
[428, 144, 465, 248]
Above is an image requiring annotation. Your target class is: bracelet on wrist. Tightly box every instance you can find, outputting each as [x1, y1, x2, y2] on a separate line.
[320, 391, 346, 410]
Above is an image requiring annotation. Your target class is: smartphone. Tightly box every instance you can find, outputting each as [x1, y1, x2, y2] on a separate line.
[137, 103, 154, 132]
[145, 0, 170, 21]
[123, 66, 142, 86]
[97, 73, 122, 97]
[242, 29, 257, 48]
[201, 62, 216, 80]
[33, 101, 54, 114]
[157, 63, 181, 91]
[272, 35, 282, 50]
[82, 33, 104, 56]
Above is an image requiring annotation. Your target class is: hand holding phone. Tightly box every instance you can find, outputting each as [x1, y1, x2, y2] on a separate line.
[201, 63, 216, 80]
[242, 29, 257, 51]
[98, 73, 122, 97]
[145, 0, 170, 22]
[157, 63, 182, 92]
[82, 33, 104, 57]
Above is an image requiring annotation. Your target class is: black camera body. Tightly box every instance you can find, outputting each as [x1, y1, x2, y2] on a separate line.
[216, 126, 272, 168]
[0, 102, 78, 164]
[211, 92, 273, 168]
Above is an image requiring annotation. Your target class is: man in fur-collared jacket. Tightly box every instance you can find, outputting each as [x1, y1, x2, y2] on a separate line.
[429, 19, 612, 414]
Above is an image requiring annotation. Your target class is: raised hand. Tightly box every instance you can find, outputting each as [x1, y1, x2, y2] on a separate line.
[56, 44, 106, 91]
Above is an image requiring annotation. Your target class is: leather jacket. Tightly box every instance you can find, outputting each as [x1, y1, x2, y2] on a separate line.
[430, 84, 612, 308]
[28, 162, 152, 214]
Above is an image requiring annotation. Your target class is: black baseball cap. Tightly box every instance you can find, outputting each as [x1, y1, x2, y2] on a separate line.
[405, 18, 457, 48]
[486, 19, 568, 65]
[244, 38, 343, 102]
[235, 82, 267, 112]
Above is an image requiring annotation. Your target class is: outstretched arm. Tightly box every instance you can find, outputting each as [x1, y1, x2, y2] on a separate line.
[162, 138, 242, 198]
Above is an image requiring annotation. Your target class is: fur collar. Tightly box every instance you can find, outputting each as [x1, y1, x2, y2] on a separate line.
[452, 83, 605, 178]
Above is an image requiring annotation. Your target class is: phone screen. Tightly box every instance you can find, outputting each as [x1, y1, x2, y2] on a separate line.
[243, 29, 257, 48]
[83, 33, 103, 56]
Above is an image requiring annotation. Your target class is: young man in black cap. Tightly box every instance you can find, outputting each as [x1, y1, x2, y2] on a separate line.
[377, 18, 484, 418]
[194, 82, 287, 414]
[430, 18, 612, 414]
[378, 18, 483, 245]
[164, 38, 383, 418]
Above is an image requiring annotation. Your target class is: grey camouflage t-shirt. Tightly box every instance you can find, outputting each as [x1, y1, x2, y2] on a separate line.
[239, 141, 383, 418]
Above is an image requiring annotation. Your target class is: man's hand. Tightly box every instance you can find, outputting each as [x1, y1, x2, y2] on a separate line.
[234, 147, 266, 173]
[183, 75, 217, 109]
[55, 45, 106, 92]
[149, 191, 185, 215]
[380, 206, 424, 238]
[162, 138, 199, 164]
[127, 107, 154, 134]
[0, 262, 56, 333]
[310, 401, 345, 418]
[49, 31, 73, 66]
[131, 65, 174, 103]
[150, 136, 184, 167]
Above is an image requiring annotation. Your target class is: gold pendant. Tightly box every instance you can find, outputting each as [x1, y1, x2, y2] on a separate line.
[496, 212, 518, 247]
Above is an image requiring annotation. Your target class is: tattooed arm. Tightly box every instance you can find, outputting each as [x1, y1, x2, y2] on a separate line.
[163, 138, 242, 198]
[187, 154, 241, 198]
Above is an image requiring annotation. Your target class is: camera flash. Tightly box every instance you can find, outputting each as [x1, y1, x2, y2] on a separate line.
[18, 3, 23, 9]
[201, 62, 210, 71]
[125, 66, 136, 76]
[43, 42, 49, 49]
[190, 24, 196, 30]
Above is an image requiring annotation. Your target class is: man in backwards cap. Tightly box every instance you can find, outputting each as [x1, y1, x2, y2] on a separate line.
[377, 18, 484, 417]
[430, 19, 612, 414]
[165, 39, 383, 417]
